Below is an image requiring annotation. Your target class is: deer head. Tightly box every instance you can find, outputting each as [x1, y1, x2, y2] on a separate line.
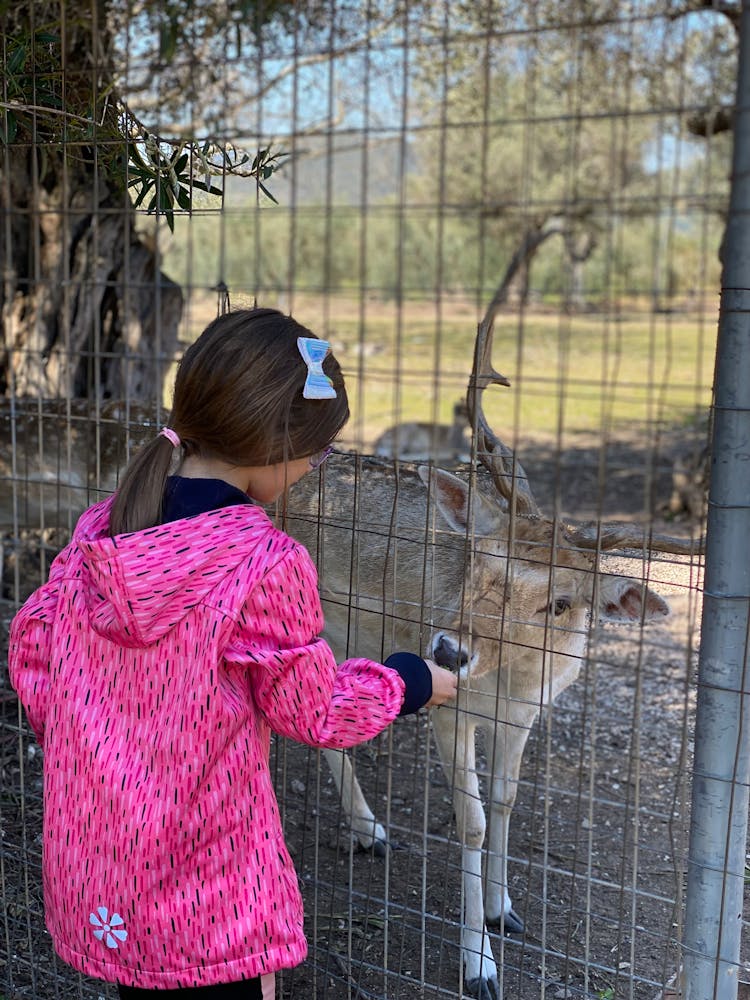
[419, 465, 669, 685]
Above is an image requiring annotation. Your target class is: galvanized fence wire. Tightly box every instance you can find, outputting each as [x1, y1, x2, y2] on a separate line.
[0, 1, 743, 998]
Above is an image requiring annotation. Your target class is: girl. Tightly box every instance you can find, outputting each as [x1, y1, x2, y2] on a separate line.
[8, 308, 457, 998]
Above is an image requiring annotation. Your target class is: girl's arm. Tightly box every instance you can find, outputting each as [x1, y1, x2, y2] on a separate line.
[7, 544, 72, 744]
[224, 544, 410, 750]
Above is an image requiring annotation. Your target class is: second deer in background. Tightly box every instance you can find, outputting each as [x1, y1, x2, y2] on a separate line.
[372, 399, 471, 466]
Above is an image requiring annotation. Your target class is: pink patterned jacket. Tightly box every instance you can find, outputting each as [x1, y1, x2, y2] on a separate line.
[8, 497, 405, 988]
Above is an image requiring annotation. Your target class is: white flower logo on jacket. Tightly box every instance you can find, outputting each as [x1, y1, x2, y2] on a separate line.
[89, 907, 128, 949]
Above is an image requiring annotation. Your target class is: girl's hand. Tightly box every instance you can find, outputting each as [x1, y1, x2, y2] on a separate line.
[424, 659, 459, 707]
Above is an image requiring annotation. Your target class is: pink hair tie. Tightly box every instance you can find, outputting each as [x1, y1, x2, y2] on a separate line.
[159, 427, 181, 448]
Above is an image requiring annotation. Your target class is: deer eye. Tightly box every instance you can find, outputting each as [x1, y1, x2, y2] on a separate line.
[551, 597, 571, 616]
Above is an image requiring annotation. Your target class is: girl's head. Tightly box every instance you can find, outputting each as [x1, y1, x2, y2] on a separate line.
[109, 308, 349, 535]
[170, 308, 348, 464]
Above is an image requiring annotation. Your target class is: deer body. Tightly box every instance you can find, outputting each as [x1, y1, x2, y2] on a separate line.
[286, 453, 669, 1000]
[372, 400, 470, 465]
[0, 400, 156, 530]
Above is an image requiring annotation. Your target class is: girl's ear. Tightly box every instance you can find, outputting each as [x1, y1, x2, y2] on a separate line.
[417, 467, 504, 537]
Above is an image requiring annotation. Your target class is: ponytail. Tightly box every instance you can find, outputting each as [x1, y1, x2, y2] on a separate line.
[108, 434, 177, 536]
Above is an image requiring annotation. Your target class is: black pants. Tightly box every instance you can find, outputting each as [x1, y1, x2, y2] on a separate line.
[118, 979, 262, 999]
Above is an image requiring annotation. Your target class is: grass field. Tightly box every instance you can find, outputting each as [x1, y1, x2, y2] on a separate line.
[178, 292, 718, 450]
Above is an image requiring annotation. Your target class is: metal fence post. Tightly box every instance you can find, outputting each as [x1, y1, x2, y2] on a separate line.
[683, 4, 750, 998]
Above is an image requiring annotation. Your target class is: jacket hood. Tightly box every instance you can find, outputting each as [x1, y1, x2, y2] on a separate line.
[74, 498, 283, 648]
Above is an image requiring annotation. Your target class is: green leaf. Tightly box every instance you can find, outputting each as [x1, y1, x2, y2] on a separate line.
[190, 178, 224, 197]
[156, 183, 176, 230]
[258, 181, 278, 204]
[34, 88, 62, 109]
[128, 142, 151, 170]
[0, 111, 18, 145]
[133, 179, 154, 209]
[159, 19, 178, 63]
[35, 32, 60, 45]
[173, 152, 189, 174]
[7, 43, 28, 76]
[128, 167, 155, 181]
[176, 185, 191, 211]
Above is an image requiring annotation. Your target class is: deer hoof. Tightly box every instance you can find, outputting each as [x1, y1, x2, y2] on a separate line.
[369, 837, 388, 859]
[352, 835, 389, 858]
[487, 907, 525, 935]
[465, 975, 499, 1000]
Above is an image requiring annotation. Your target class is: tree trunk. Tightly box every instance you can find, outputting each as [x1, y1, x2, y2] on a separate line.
[507, 256, 531, 306]
[563, 228, 597, 312]
[0, 3, 182, 403]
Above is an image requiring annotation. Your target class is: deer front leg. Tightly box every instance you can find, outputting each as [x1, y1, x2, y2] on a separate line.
[482, 720, 533, 934]
[322, 747, 388, 855]
[432, 706, 498, 1000]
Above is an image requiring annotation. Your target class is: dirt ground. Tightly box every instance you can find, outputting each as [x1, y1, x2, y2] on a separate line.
[0, 431, 728, 1000]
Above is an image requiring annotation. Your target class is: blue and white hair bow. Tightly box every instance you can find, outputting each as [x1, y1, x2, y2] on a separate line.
[297, 337, 337, 399]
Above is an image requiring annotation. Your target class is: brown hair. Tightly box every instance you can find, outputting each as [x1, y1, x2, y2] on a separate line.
[109, 308, 349, 535]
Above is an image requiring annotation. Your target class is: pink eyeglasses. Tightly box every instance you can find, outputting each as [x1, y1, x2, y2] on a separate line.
[309, 445, 334, 470]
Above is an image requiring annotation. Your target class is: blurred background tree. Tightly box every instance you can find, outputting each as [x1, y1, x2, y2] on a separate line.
[0, 0, 380, 399]
[1, 1, 739, 401]
[163, 1, 735, 311]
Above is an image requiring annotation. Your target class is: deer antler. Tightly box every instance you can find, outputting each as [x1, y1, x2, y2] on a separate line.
[563, 520, 706, 556]
[467, 314, 541, 517]
[468, 221, 707, 555]
[467, 224, 563, 517]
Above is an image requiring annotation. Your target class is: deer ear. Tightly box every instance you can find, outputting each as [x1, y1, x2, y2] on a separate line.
[417, 467, 501, 536]
[598, 577, 670, 624]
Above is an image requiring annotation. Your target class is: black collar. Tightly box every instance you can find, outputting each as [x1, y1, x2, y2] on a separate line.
[162, 476, 252, 522]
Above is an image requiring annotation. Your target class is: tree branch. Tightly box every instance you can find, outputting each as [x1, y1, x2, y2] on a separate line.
[247, 15, 398, 102]
[0, 99, 96, 126]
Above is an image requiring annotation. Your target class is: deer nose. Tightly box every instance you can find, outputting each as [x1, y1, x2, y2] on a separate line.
[430, 632, 469, 670]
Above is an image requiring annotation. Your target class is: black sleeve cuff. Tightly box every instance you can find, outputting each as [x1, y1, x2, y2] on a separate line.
[384, 652, 432, 716]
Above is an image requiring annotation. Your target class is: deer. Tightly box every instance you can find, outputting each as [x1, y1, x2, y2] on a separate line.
[0, 400, 157, 599]
[0, 399, 158, 531]
[372, 399, 471, 465]
[284, 297, 703, 1000]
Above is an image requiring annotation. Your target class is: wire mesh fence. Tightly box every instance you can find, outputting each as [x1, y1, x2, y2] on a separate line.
[1, 1, 747, 998]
